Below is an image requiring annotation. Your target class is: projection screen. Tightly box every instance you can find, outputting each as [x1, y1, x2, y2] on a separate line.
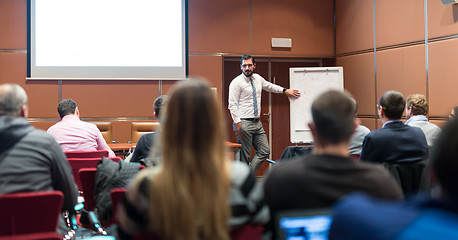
[28, 0, 188, 80]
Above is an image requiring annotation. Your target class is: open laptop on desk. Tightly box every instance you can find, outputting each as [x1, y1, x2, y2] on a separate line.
[276, 208, 332, 240]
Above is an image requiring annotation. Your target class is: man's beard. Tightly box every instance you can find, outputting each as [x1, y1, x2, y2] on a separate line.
[243, 70, 253, 77]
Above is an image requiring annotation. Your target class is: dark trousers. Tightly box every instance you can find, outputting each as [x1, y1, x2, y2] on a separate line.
[233, 119, 270, 173]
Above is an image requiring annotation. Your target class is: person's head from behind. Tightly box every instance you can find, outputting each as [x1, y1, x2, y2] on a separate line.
[57, 99, 78, 119]
[406, 94, 428, 118]
[310, 90, 356, 146]
[430, 118, 458, 202]
[144, 78, 230, 240]
[240, 54, 256, 77]
[0, 84, 28, 118]
[153, 95, 168, 119]
[379, 91, 405, 121]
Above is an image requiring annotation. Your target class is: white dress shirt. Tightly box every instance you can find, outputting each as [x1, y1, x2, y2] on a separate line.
[228, 73, 284, 124]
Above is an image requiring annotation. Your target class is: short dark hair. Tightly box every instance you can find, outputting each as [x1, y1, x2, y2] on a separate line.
[379, 91, 405, 119]
[153, 95, 168, 118]
[240, 54, 255, 65]
[406, 94, 428, 116]
[57, 99, 77, 118]
[431, 118, 458, 202]
[311, 90, 356, 144]
[0, 84, 28, 117]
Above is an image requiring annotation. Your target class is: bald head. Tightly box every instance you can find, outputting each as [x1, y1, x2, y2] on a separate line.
[0, 84, 28, 117]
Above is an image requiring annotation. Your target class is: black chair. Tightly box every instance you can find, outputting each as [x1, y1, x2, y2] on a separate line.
[279, 145, 313, 163]
[382, 159, 429, 196]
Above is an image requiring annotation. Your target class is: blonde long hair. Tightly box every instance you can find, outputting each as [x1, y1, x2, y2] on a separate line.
[133, 79, 231, 240]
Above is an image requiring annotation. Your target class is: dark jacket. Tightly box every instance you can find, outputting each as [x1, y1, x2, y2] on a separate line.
[0, 116, 78, 213]
[360, 120, 428, 163]
[94, 157, 141, 221]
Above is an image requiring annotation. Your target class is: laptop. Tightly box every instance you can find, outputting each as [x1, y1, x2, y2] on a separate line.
[276, 208, 332, 240]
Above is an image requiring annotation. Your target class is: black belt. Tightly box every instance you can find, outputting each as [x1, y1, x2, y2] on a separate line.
[241, 118, 259, 121]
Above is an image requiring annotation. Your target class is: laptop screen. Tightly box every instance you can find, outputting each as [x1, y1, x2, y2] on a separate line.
[276, 209, 332, 240]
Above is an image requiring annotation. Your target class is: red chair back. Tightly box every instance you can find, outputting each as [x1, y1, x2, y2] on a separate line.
[68, 157, 122, 190]
[230, 224, 263, 240]
[351, 154, 361, 160]
[79, 168, 98, 211]
[0, 232, 62, 240]
[0, 191, 63, 236]
[65, 150, 109, 159]
[110, 188, 127, 219]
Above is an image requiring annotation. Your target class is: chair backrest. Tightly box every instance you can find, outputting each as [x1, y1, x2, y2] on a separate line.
[0, 191, 63, 236]
[79, 168, 98, 211]
[131, 122, 160, 143]
[68, 157, 121, 191]
[68, 158, 102, 190]
[110, 188, 127, 220]
[383, 159, 429, 195]
[65, 150, 109, 159]
[230, 224, 264, 240]
[0, 232, 62, 240]
[132, 224, 264, 240]
[89, 122, 113, 143]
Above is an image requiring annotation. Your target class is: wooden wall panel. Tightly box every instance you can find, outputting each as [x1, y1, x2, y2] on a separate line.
[376, 45, 426, 106]
[0, 0, 26, 49]
[430, 119, 447, 129]
[360, 118, 377, 131]
[188, 0, 250, 53]
[375, 0, 424, 47]
[61, 81, 160, 118]
[428, 1, 458, 39]
[0, 53, 58, 117]
[30, 121, 57, 131]
[337, 53, 375, 116]
[335, 0, 373, 54]
[0, 53, 26, 84]
[428, 39, 458, 117]
[26, 82, 59, 118]
[188, 55, 222, 99]
[252, 0, 334, 56]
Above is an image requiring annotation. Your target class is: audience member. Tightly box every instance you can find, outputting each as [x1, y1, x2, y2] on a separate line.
[405, 94, 441, 149]
[47, 99, 116, 157]
[329, 118, 458, 240]
[348, 98, 370, 156]
[130, 95, 168, 165]
[263, 90, 402, 239]
[0, 84, 78, 234]
[360, 91, 427, 163]
[117, 79, 268, 240]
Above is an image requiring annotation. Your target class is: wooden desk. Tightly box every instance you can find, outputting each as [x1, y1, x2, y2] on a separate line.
[108, 142, 241, 160]
[108, 143, 136, 151]
[108, 143, 136, 158]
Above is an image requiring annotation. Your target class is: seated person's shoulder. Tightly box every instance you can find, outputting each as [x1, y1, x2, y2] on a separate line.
[330, 193, 423, 240]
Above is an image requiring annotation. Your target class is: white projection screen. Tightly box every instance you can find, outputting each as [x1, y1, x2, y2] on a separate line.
[28, 0, 188, 80]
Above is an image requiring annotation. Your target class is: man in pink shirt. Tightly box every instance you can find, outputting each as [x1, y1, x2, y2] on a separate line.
[47, 99, 116, 158]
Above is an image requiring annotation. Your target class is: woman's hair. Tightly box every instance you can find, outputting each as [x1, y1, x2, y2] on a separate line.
[133, 79, 231, 240]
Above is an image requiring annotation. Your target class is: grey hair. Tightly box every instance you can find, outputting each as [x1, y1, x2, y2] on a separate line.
[0, 84, 28, 117]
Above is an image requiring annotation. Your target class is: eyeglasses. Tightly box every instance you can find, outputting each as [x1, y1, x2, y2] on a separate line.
[377, 104, 386, 110]
[242, 64, 253, 69]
